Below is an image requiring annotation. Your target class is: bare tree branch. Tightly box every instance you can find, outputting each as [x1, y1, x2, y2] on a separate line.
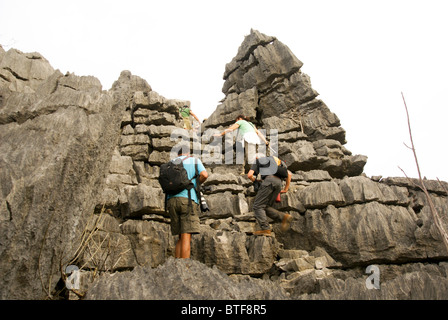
[401, 92, 448, 252]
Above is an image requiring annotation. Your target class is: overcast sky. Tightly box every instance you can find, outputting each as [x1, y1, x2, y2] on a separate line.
[1, 0, 447, 181]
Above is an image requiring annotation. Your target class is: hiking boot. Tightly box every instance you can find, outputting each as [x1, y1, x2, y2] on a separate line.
[253, 229, 272, 237]
[281, 214, 293, 231]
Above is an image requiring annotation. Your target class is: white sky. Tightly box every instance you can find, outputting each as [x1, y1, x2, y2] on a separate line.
[1, 0, 447, 181]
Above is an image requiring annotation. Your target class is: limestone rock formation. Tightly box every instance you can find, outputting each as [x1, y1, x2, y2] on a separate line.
[86, 257, 289, 300]
[0, 46, 124, 299]
[1, 28, 448, 301]
[203, 29, 366, 178]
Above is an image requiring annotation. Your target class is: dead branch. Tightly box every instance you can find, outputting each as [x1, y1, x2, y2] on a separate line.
[67, 205, 107, 266]
[400, 92, 448, 252]
[80, 232, 110, 270]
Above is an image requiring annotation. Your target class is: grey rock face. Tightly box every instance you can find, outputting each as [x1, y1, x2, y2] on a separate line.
[86, 257, 290, 300]
[1, 28, 448, 301]
[281, 261, 448, 300]
[0, 48, 126, 299]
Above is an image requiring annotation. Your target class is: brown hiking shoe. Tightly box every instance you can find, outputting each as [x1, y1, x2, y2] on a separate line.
[281, 214, 293, 231]
[253, 229, 272, 237]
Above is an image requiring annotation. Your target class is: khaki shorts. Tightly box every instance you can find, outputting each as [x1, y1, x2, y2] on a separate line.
[167, 197, 200, 236]
[182, 117, 192, 130]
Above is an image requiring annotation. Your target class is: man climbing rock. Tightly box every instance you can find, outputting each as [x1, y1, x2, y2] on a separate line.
[162, 148, 208, 258]
[213, 115, 269, 173]
[179, 105, 201, 130]
[247, 154, 293, 236]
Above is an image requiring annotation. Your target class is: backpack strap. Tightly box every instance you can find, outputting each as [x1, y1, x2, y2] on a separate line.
[184, 156, 200, 215]
[164, 193, 168, 214]
[165, 155, 193, 214]
[194, 158, 200, 199]
[189, 158, 202, 215]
